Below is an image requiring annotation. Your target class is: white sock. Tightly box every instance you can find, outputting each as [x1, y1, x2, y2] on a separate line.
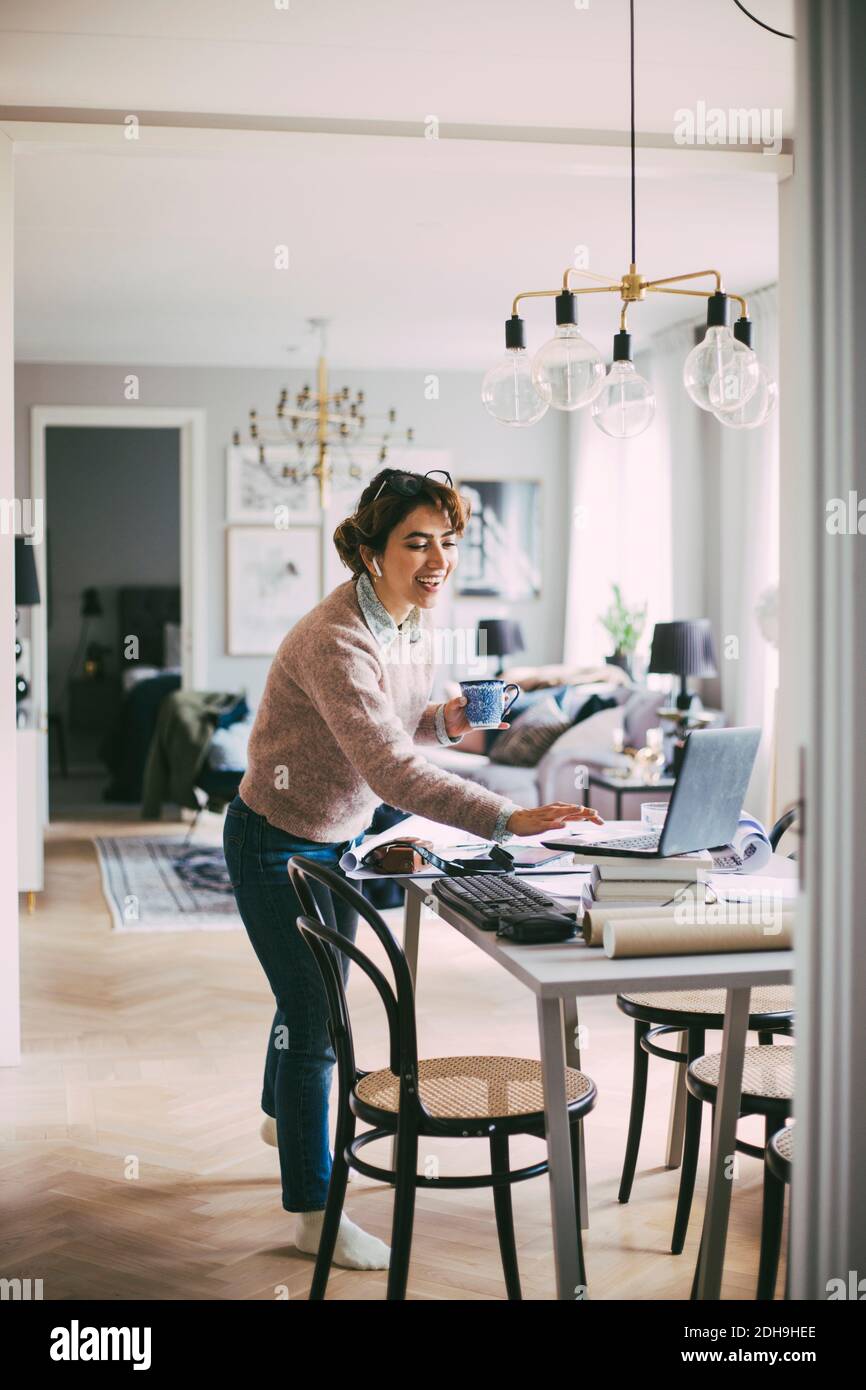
[294, 1209, 390, 1271]
[260, 1115, 354, 1180]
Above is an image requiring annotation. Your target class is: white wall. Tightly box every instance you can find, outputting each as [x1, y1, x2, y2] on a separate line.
[15, 364, 570, 706]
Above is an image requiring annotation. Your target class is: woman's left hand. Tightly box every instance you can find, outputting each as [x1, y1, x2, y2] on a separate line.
[442, 694, 510, 738]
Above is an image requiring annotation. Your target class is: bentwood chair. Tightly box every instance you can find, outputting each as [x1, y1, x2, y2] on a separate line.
[762, 1121, 794, 1300]
[687, 1043, 795, 1300]
[616, 988, 794, 1253]
[287, 855, 597, 1302]
[615, 808, 798, 1252]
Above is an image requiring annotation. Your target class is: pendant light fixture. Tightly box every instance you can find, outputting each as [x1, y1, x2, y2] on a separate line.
[482, 0, 777, 437]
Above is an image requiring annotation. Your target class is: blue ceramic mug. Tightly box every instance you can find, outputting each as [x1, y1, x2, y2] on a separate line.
[459, 678, 521, 730]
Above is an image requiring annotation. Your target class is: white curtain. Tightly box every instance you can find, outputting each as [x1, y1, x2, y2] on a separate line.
[564, 285, 780, 821]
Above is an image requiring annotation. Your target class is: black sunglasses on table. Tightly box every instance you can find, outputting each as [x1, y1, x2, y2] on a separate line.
[371, 469, 453, 501]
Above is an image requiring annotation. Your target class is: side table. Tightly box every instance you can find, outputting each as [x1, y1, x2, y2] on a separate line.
[582, 770, 676, 820]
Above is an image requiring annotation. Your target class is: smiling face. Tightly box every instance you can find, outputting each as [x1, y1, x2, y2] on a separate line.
[367, 502, 458, 616]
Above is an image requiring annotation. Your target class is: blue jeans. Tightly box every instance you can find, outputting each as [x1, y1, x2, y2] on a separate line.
[222, 794, 363, 1212]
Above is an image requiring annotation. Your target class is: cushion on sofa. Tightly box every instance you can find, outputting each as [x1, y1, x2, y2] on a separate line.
[489, 696, 572, 767]
[538, 705, 631, 767]
[483, 683, 569, 753]
[563, 689, 623, 726]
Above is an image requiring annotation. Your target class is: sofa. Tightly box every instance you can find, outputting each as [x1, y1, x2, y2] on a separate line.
[426, 672, 691, 812]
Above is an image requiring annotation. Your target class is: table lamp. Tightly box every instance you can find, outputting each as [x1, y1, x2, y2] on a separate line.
[477, 619, 524, 677]
[14, 537, 41, 706]
[648, 619, 717, 711]
[14, 536, 41, 610]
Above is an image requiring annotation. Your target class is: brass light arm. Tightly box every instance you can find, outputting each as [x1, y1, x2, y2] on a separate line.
[511, 289, 560, 316]
[645, 285, 714, 300]
[620, 301, 630, 331]
[562, 267, 622, 290]
[645, 285, 750, 318]
[643, 269, 723, 292]
[511, 284, 620, 316]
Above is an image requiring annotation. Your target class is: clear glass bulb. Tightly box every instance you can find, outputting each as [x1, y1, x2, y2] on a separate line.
[683, 326, 760, 412]
[481, 348, 550, 427]
[712, 364, 778, 429]
[531, 325, 605, 411]
[591, 360, 656, 438]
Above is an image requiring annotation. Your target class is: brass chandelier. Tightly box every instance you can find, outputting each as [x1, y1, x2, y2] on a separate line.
[482, 0, 778, 438]
[234, 318, 414, 508]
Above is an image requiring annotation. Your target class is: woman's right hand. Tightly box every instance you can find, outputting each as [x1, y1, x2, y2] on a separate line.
[506, 804, 604, 837]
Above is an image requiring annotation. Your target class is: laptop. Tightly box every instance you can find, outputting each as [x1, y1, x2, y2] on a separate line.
[542, 726, 762, 859]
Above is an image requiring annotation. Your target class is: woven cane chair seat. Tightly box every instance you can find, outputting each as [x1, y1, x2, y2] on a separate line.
[770, 1122, 794, 1164]
[690, 1043, 795, 1100]
[621, 986, 793, 1017]
[355, 1055, 593, 1120]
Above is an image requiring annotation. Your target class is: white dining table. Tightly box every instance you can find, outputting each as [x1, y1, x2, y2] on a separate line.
[344, 816, 797, 1301]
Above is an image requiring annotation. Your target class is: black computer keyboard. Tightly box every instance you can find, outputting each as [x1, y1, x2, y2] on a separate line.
[431, 872, 576, 931]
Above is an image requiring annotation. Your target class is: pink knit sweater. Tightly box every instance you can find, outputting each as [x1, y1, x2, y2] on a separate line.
[238, 578, 516, 843]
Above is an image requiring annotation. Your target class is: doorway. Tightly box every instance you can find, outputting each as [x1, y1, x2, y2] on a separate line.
[44, 426, 180, 815]
[29, 405, 208, 822]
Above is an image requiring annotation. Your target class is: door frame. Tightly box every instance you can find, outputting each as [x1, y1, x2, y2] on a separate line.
[29, 405, 207, 807]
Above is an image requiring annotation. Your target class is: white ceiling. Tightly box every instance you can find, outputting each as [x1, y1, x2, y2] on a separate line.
[0, 0, 797, 131]
[3, 0, 794, 369]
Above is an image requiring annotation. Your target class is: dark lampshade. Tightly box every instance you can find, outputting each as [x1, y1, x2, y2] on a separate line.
[14, 537, 41, 607]
[648, 619, 717, 709]
[478, 619, 524, 658]
[478, 619, 524, 674]
[81, 586, 103, 618]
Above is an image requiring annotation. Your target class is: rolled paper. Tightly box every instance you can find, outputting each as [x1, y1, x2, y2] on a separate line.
[732, 812, 773, 874]
[602, 910, 795, 958]
[582, 902, 691, 947]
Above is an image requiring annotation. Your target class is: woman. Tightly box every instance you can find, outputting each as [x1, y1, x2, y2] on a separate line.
[223, 468, 602, 1271]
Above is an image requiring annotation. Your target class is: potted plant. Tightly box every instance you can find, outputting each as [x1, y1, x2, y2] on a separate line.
[599, 583, 647, 678]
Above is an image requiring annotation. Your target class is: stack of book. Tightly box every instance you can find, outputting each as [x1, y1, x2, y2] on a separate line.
[582, 850, 713, 902]
[578, 850, 714, 945]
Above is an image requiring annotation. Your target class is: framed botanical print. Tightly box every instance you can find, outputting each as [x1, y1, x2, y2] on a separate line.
[226, 526, 321, 656]
[226, 445, 320, 525]
[456, 479, 542, 600]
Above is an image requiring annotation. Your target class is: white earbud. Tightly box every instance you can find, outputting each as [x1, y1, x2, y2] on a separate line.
[372, 558, 382, 578]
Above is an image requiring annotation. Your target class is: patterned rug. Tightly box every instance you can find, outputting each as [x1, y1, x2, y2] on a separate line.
[93, 836, 243, 932]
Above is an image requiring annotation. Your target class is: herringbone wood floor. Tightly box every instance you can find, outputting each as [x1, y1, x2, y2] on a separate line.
[1, 813, 785, 1301]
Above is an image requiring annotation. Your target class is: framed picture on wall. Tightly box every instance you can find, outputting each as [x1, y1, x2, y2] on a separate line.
[226, 445, 320, 525]
[226, 526, 321, 656]
[456, 479, 542, 600]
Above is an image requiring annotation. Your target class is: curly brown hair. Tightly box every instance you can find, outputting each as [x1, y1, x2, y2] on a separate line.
[333, 469, 471, 577]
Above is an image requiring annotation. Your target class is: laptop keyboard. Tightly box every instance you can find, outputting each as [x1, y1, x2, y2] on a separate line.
[593, 832, 661, 851]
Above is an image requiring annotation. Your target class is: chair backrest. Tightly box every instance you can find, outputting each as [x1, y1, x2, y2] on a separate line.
[287, 856, 422, 1098]
[769, 806, 799, 854]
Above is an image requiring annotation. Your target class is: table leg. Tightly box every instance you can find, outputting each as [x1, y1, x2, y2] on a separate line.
[561, 996, 589, 1229]
[695, 986, 750, 1300]
[402, 883, 422, 989]
[665, 1031, 688, 1168]
[537, 996, 583, 1300]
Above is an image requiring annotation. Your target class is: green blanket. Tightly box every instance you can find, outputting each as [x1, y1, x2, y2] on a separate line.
[141, 689, 242, 820]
